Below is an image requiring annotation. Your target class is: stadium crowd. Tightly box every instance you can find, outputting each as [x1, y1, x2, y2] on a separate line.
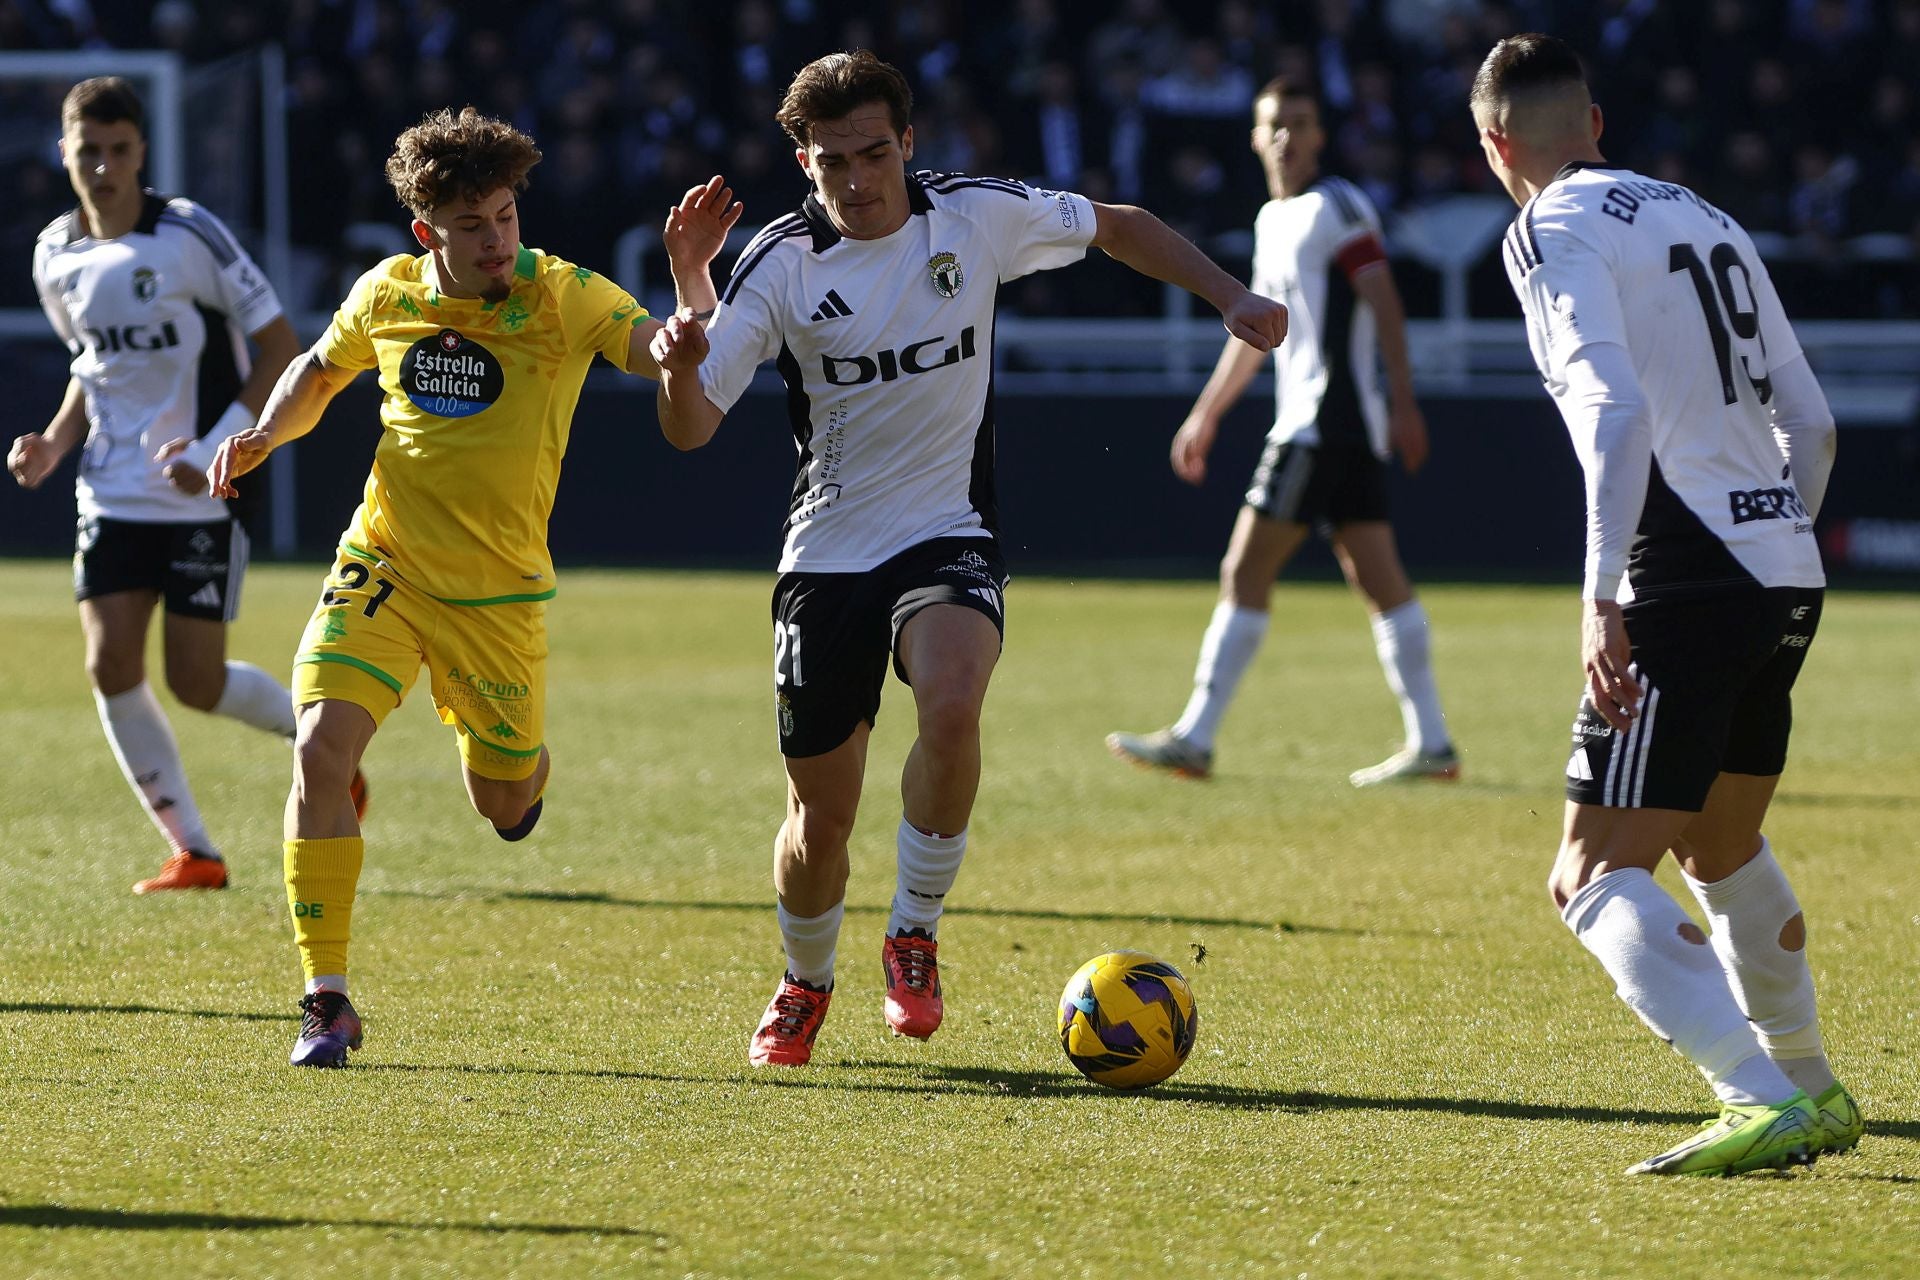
[6, 0, 1920, 317]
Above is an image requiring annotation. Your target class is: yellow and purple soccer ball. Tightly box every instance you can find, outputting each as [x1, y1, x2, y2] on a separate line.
[1057, 950, 1198, 1089]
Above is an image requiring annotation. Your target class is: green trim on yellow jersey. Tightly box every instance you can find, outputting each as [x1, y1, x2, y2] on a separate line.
[341, 542, 382, 565]
[428, 587, 559, 607]
[514, 245, 537, 279]
[296, 651, 404, 695]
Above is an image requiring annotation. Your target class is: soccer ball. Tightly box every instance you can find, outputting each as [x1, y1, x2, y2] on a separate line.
[1056, 950, 1198, 1090]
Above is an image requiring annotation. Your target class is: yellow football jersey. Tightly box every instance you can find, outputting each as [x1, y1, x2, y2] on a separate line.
[315, 246, 649, 605]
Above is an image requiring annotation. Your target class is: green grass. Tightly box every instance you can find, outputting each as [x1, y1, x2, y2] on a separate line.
[2, 560, 1916, 1278]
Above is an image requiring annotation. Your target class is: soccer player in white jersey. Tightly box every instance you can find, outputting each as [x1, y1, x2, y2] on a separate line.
[652, 50, 1288, 1067]
[1107, 76, 1458, 786]
[7, 77, 330, 894]
[1473, 34, 1855, 1175]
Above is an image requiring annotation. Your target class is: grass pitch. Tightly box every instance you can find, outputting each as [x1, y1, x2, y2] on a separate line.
[1, 560, 1915, 1278]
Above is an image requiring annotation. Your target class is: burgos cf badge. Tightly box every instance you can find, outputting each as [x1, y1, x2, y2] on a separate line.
[928, 251, 964, 299]
[132, 267, 158, 303]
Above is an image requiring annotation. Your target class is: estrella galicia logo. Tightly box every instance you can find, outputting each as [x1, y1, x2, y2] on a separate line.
[400, 328, 504, 418]
[132, 266, 158, 303]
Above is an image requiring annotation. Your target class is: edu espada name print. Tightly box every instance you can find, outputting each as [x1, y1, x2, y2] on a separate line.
[928, 251, 964, 299]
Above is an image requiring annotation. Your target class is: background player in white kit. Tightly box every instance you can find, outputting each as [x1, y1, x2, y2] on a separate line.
[652, 50, 1288, 1067]
[1474, 34, 1856, 1176]
[1107, 76, 1457, 786]
[7, 77, 331, 894]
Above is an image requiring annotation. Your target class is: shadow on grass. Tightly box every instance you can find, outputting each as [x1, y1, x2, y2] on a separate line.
[369, 888, 1359, 936]
[354, 1058, 1920, 1141]
[0, 1203, 665, 1240]
[0, 1002, 280, 1023]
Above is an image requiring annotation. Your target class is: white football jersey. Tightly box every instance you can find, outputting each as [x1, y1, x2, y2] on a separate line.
[1504, 164, 1824, 599]
[699, 171, 1096, 572]
[1250, 176, 1389, 456]
[33, 192, 282, 525]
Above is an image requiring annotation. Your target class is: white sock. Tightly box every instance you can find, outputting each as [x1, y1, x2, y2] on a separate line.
[212, 660, 298, 738]
[890, 819, 967, 938]
[1682, 839, 1836, 1097]
[1562, 867, 1796, 1106]
[1171, 603, 1269, 750]
[1370, 600, 1450, 753]
[306, 975, 347, 996]
[95, 683, 217, 857]
[778, 901, 843, 990]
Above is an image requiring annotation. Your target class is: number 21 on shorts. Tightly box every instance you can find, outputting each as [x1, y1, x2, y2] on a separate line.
[774, 621, 804, 687]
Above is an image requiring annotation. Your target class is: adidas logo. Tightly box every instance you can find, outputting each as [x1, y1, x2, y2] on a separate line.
[1566, 748, 1594, 781]
[809, 290, 854, 322]
[187, 581, 222, 609]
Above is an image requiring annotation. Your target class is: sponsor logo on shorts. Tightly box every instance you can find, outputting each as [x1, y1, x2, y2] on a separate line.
[320, 607, 348, 643]
[445, 667, 531, 700]
[400, 329, 505, 418]
[189, 528, 216, 555]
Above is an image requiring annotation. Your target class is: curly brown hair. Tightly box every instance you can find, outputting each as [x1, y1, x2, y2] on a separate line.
[384, 106, 541, 219]
[775, 50, 912, 148]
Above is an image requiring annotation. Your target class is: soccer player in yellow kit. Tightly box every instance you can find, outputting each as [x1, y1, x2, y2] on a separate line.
[210, 107, 739, 1066]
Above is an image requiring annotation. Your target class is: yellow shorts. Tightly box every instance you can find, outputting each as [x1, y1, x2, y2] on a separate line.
[291, 548, 548, 781]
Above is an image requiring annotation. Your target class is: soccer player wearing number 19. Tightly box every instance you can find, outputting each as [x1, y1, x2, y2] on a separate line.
[1474, 35, 1857, 1175]
[209, 107, 736, 1067]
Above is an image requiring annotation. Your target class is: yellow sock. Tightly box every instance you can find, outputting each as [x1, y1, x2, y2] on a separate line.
[284, 837, 364, 982]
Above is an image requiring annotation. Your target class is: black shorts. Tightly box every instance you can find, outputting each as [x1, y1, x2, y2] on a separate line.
[770, 536, 1010, 758]
[1565, 587, 1822, 812]
[1244, 439, 1389, 531]
[73, 515, 249, 622]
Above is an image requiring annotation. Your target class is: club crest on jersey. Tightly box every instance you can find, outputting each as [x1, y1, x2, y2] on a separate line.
[927, 251, 964, 299]
[132, 267, 158, 303]
[400, 328, 505, 418]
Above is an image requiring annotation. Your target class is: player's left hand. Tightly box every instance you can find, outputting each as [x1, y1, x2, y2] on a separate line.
[651, 310, 710, 372]
[1581, 598, 1639, 731]
[664, 175, 744, 269]
[153, 437, 209, 495]
[1389, 400, 1429, 474]
[1221, 289, 1287, 353]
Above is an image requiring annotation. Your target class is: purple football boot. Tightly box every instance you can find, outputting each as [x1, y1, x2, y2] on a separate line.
[291, 990, 363, 1067]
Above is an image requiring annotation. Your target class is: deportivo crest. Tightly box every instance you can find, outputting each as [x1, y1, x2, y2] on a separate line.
[132, 267, 158, 303]
[927, 251, 964, 299]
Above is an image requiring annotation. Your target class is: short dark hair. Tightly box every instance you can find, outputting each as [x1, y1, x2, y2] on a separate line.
[776, 50, 913, 147]
[1470, 33, 1589, 124]
[385, 106, 542, 219]
[62, 76, 145, 137]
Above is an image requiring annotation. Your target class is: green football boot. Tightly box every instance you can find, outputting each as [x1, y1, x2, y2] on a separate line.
[1811, 1082, 1864, 1154]
[1626, 1091, 1819, 1177]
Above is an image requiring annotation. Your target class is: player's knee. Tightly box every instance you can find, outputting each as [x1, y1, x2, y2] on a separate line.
[85, 650, 143, 696]
[470, 781, 534, 828]
[790, 801, 856, 861]
[915, 687, 983, 750]
[165, 665, 224, 712]
[292, 721, 356, 796]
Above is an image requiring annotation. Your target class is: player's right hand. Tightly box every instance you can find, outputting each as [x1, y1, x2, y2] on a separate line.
[208, 427, 273, 498]
[651, 310, 709, 372]
[1170, 416, 1217, 485]
[1581, 598, 1639, 730]
[7, 432, 60, 490]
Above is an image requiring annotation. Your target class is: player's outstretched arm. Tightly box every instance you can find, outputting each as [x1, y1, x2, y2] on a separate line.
[208, 345, 358, 498]
[155, 314, 304, 495]
[1349, 264, 1428, 474]
[652, 312, 725, 450]
[1089, 202, 1288, 352]
[663, 175, 741, 319]
[7, 376, 89, 490]
[626, 176, 746, 381]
